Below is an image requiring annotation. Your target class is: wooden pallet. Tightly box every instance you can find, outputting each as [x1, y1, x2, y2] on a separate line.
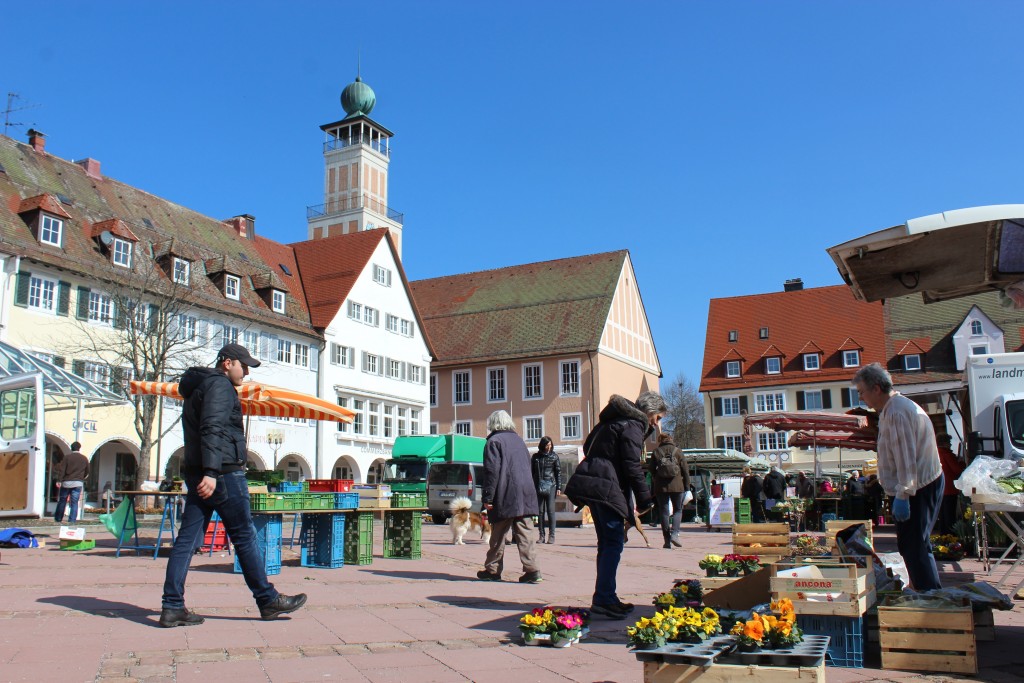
[824, 519, 873, 551]
[732, 523, 792, 560]
[770, 561, 875, 617]
[878, 603, 977, 674]
[642, 660, 824, 682]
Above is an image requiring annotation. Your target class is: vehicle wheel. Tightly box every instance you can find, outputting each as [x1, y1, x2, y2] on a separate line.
[432, 514, 447, 525]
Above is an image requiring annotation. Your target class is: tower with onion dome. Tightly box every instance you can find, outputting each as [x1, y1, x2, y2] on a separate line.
[307, 74, 404, 257]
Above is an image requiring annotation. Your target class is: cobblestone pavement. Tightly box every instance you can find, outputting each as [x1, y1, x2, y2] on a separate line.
[1, 520, 1022, 682]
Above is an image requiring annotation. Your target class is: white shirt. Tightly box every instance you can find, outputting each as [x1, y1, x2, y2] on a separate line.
[877, 393, 942, 500]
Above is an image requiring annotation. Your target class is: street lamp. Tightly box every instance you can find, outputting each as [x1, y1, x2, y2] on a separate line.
[267, 429, 285, 471]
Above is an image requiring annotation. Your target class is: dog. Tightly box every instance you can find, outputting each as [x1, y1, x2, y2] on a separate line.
[448, 496, 491, 545]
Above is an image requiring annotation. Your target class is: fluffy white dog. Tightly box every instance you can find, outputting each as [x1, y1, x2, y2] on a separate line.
[448, 496, 491, 545]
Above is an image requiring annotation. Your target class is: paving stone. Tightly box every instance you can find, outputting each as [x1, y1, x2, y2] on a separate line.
[224, 647, 261, 660]
[334, 644, 370, 655]
[258, 645, 303, 659]
[174, 650, 228, 664]
[366, 641, 411, 653]
[299, 644, 338, 657]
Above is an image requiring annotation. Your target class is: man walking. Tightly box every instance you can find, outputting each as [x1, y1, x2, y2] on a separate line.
[160, 344, 306, 627]
[53, 442, 89, 524]
[854, 363, 943, 591]
[477, 410, 542, 583]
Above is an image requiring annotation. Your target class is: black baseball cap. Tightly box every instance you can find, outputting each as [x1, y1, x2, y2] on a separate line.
[217, 343, 261, 368]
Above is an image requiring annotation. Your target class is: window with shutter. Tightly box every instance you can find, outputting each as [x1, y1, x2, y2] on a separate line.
[57, 281, 71, 316]
[841, 388, 851, 408]
[72, 360, 85, 377]
[821, 389, 832, 409]
[713, 397, 723, 417]
[796, 391, 805, 410]
[76, 287, 91, 320]
[14, 271, 30, 307]
[716, 436, 725, 449]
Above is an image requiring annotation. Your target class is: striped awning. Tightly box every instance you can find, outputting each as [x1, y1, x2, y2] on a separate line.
[129, 380, 354, 423]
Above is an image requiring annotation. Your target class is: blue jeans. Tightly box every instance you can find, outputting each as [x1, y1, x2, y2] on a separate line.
[54, 485, 82, 523]
[589, 503, 625, 606]
[162, 471, 278, 610]
[895, 472, 944, 591]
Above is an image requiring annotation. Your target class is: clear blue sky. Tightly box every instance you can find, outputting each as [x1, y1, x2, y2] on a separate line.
[5, 2, 1024, 391]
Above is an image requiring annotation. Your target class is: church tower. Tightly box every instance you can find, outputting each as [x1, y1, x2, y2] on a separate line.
[307, 76, 404, 257]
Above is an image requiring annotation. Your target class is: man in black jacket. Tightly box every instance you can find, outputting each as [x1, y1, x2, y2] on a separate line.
[564, 391, 666, 619]
[762, 466, 787, 514]
[160, 344, 306, 627]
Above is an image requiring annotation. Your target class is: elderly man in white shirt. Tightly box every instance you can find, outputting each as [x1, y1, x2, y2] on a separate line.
[854, 363, 943, 591]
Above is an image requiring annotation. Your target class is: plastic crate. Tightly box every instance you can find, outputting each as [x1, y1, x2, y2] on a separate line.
[306, 479, 354, 493]
[391, 492, 427, 508]
[299, 492, 334, 510]
[334, 492, 359, 510]
[820, 512, 838, 531]
[250, 493, 290, 511]
[234, 514, 282, 576]
[736, 498, 752, 525]
[299, 513, 346, 569]
[798, 614, 864, 668]
[279, 482, 304, 493]
[59, 539, 96, 551]
[383, 510, 422, 559]
[344, 511, 374, 565]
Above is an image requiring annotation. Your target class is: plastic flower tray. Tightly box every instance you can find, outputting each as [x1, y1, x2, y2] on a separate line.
[736, 634, 830, 667]
[633, 634, 829, 669]
[632, 636, 736, 665]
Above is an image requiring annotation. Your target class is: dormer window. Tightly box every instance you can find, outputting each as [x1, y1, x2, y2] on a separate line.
[112, 238, 132, 268]
[725, 360, 741, 378]
[173, 258, 190, 285]
[225, 274, 240, 300]
[40, 215, 63, 247]
[272, 290, 286, 313]
[843, 350, 860, 368]
[765, 357, 781, 374]
[803, 353, 820, 371]
[903, 354, 921, 371]
[728, 330, 738, 342]
[971, 320, 983, 336]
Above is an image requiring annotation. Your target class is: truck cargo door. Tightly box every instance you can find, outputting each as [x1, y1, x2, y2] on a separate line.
[0, 373, 45, 516]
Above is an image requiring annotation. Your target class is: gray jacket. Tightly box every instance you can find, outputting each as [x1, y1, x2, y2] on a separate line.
[482, 430, 539, 522]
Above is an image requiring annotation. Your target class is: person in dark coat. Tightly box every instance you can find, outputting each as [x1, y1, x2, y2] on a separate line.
[478, 410, 542, 583]
[762, 466, 787, 513]
[649, 433, 690, 549]
[564, 391, 667, 619]
[531, 436, 562, 544]
[740, 467, 766, 522]
[53, 442, 90, 524]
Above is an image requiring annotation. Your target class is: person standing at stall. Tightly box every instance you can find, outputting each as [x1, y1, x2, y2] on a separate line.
[936, 434, 965, 534]
[854, 363, 943, 591]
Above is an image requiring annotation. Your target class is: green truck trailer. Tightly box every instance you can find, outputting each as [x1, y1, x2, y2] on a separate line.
[381, 435, 487, 522]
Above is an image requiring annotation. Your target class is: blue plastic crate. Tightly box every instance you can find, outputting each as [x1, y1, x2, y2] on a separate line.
[798, 614, 864, 668]
[233, 514, 282, 576]
[279, 482, 304, 493]
[334, 492, 359, 510]
[300, 513, 346, 569]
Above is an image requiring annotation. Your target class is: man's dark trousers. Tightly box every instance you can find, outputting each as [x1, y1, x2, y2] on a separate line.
[894, 473, 944, 591]
[162, 471, 278, 609]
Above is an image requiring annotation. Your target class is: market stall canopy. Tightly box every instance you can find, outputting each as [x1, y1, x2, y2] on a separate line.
[129, 380, 354, 423]
[744, 411, 868, 432]
[0, 340, 124, 407]
[826, 204, 1024, 304]
[787, 430, 877, 451]
[680, 449, 770, 474]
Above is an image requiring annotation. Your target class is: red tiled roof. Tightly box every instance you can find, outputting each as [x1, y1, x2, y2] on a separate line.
[895, 338, 929, 355]
[252, 236, 307, 312]
[760, 344, 785, 358]
[837, 337, 863, 351]
[18, 193, 71, 219]
[90, 218, 138, 242]
[722, 348, 745, 361]
[700, 284, 886, 392]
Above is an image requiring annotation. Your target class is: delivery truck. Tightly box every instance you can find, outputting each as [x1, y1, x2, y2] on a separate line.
[379, 434, 486, 523]
[965, 353, 1024, 463]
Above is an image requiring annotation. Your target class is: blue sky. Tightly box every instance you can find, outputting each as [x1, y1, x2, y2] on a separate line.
[5, 2, 1024, 391]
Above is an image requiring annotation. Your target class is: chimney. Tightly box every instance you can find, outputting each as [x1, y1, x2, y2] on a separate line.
[75, 157, 101, 179]
[224, 214, 256, 240]
[27, 129, 45, 153]
[784, 278, 804, 292]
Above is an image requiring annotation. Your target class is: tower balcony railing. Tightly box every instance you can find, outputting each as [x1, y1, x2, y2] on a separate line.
[306, 193, 404, 225]
[323, 134, 391, 157]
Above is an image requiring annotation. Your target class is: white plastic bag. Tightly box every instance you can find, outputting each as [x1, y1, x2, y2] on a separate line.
[682, 491, 694, 507]
[954, 455, 1024, 506]
[878, 552, 910, 591]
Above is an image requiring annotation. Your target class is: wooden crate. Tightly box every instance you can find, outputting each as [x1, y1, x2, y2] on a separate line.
[866, 607, 993, 643]
[642, 660, 824, 682]
[732, 523, 791, 560]
[353, 484, 392, 509]
[878, 603, 977, 675]
[824, 519, 873, 551]
[770, 561, 874, 617]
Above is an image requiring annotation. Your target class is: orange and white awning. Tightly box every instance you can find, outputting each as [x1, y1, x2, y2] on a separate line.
[129, 380, 354, 423]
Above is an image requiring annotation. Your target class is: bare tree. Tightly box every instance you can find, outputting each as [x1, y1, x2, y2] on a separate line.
[54, 250, 212, 487]
[663, 372, 706, 449]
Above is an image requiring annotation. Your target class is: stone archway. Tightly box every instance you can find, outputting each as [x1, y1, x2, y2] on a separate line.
[277, 453, 311, 482]
[246, 451, 268, 471]
[88, 437, 141, 504]
[330, 455, 360, 482]
[367, 458, 388, 484]
[44, 432, 72, 512]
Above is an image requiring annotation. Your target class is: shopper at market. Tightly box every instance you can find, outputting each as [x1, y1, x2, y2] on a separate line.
[649, 432, 690, 548]
[53, 442, 89, 524]
[762, 466, 787, 512]
[740, 466, 766, 522]
[936, 433, 965, 535]
[854, 363, 943, 591]
[531, 436, 561, 544]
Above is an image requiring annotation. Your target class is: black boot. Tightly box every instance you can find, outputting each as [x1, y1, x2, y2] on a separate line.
[662, 531, 672, 549]
[539, 532, 546, 544]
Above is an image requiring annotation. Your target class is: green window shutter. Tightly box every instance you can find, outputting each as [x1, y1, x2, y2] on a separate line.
[57, 281, 71, 316]
[113, 303, 127, 330]
[72, 360, 85, 377]
[821, 389, 832, 410]
[713, 398, 723, 417]
[76, 287, 91, 320]
[148, 304, 159, 333]
[14, 272, 30, 307]
[841, 388, 851, 408]
[796, 391, 805, 411]
[715, 436, 725, 449]
[739, 396, 748, 414]
[52, 356, 66, 369]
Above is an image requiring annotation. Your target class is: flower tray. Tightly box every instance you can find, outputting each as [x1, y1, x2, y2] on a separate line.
[632, 635, 736, 666]
[522, 626, 589, 647]
[735, 634, 830, 667]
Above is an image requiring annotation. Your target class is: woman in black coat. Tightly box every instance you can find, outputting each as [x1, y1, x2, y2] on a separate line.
[531, 436, 562, 544]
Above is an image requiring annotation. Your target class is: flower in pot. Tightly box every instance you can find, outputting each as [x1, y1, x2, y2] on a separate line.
[722, 558, 742, 577]
[698, 554, 724, 577]
[519, 608, 554, 645]
[552, 611, 584, 647]
[741, 555, 761, 575]
[671, 579, 704, 608]
[730, 616, 765, 651]
[627, 615, 668, 650]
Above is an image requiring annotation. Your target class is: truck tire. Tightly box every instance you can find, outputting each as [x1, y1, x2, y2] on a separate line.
[432, 513, 448, 525]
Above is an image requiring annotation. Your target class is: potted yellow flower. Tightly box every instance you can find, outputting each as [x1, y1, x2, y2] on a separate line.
[698, 553, 724, 577]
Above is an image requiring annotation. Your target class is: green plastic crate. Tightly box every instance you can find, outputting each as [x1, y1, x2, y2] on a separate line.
[59, 538, 95, 551]
[391, 492, 427, 508]
[301, 493, 334, 510]
[736, 498, 752, 525]
[344, 510, 374, 565]
[383, 510, 422, 559]
[251, 493, 290, 511]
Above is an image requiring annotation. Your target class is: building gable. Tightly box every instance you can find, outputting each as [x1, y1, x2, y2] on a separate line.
[597, 255, 660, 374]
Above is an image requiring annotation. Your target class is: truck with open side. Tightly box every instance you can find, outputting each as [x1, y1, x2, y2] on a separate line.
[380, 434, 486, 524]
[964, 353, 1024, 462]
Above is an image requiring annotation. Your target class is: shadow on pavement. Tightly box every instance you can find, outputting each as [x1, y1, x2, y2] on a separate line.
[37, 595, 252, 627]
[368, 569, 469, 581]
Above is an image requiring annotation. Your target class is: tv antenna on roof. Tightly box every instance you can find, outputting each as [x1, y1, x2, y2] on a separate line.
[3, 92, 40, 136]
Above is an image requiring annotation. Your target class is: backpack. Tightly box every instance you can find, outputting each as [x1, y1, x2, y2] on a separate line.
[655, 451, 681, 480]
